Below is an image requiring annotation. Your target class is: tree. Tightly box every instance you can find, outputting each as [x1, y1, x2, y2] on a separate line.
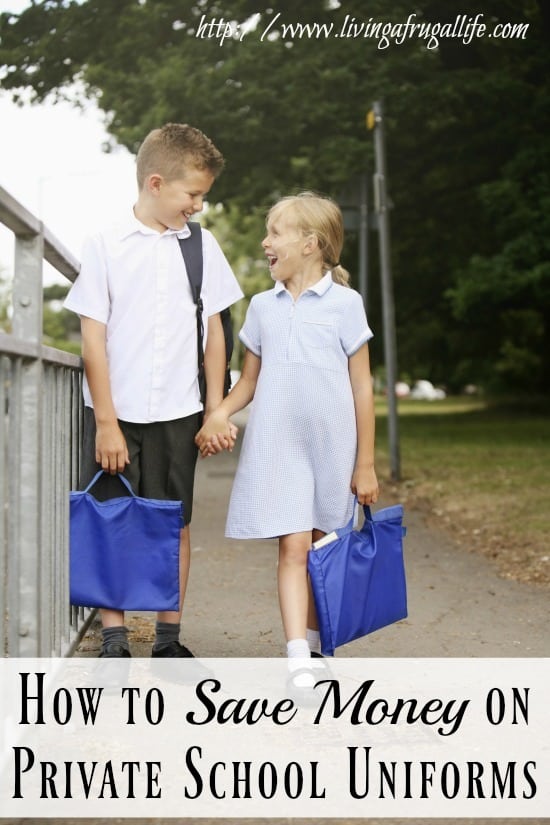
[2, 0, 548, 391]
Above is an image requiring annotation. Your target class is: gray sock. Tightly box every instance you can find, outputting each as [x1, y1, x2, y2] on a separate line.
[101, 625, 129, 653]
[153, 621, 180, 650]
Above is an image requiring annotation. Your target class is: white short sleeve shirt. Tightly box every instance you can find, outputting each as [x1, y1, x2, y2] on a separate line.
[64, 213, 243, 422]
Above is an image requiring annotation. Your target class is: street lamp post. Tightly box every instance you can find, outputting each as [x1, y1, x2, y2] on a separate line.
[368, 100, 401, 482]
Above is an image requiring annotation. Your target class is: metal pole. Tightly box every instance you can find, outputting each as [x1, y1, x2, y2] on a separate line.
[371, 100, 401, 481]
[358, 172, 368, 308]
[13, 231, 44, 653]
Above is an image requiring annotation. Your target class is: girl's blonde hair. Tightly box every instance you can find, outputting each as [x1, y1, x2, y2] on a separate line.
[267, 191, 350, 286]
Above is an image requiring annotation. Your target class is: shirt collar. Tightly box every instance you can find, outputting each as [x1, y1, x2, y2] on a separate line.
[274, 271, 334, 297]
[117, 209, 192, 241]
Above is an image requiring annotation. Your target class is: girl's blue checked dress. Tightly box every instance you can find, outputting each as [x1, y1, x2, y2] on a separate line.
[225, 273, 373, 539]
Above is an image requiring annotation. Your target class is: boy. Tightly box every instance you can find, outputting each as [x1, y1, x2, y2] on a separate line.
[65, 123, 243, 658]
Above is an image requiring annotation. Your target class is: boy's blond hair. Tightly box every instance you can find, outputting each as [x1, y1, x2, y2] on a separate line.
[267, 192, 350, 286]
[136, 123, 225, 189]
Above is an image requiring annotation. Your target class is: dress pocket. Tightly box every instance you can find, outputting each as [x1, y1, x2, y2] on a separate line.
[300, 320, 336, 349]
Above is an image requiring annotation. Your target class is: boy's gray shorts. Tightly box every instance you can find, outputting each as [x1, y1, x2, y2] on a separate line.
[80, 407, 200, 525]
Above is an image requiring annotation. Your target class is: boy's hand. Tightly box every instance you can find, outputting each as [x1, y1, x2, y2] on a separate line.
[351, 465, 379, 506]
[95, 421, 130, 474]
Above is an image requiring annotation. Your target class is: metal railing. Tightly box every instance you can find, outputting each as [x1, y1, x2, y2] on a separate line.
[0, 184, 94, 656]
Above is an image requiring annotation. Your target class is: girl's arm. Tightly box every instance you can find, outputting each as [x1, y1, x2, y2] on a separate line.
[195, 349, 261, 455]
[80, 316, 129, 474]
[349, 343, 379, 505]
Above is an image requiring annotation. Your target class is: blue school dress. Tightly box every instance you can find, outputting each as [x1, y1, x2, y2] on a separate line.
[225, 273, 373, 539]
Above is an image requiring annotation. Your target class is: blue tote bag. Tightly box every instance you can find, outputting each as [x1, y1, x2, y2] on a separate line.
[70, 470, 183, 611]
[307, 501, 407, 656]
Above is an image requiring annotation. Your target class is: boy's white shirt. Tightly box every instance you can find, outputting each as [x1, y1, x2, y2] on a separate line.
[64, 212, 243, 423]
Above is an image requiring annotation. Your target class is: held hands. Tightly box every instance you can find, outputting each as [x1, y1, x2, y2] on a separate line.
[195, 412, 239, 458]
[351, 464, 379, 506]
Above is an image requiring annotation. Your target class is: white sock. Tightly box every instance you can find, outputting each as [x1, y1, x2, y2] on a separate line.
[306, 628, 321, 655]
[287, 639, 313, 687]
[287, 638, 310, 659]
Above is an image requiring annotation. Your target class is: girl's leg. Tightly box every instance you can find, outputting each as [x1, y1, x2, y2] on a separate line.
[278, 529, 325, 640]
[279, 531, 329, 694]
[278, 531, 312, 641]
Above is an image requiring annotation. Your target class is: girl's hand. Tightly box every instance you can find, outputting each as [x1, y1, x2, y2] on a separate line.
[351, 465, 379, 506]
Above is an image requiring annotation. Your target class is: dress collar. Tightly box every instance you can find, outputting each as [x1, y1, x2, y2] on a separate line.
[274, 271, 334, 297]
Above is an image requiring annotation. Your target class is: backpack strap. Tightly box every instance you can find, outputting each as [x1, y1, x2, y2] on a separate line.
[177, 222, 206, 405]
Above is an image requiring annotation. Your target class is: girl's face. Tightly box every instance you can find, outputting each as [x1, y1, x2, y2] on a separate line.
[262, 213, 305, 281]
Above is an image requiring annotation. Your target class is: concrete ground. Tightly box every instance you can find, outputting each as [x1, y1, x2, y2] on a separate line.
[9, 414, 549, 825]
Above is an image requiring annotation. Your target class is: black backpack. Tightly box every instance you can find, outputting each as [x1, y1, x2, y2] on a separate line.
[177, 221, 234, 403]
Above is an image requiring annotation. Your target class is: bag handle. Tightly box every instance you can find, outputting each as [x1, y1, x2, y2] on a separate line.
[335, 497, 375, 535]
[83, 469, 136, 497]
[331, 498, 405, 545]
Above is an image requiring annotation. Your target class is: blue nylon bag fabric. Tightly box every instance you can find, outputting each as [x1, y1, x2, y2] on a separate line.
[307, 502, 407, 656]
[70, 471, 182, 611]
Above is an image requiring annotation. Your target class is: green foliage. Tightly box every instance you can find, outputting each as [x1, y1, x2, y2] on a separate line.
[42, 285, 81, 352]
[2, 0, 548, 390]
[43, 283, 70, 302]
[446, 135, 550, 391]
[201, 204, 272, 367]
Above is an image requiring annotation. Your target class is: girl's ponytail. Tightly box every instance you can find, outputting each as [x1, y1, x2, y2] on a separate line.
[329, 263, 350, 287]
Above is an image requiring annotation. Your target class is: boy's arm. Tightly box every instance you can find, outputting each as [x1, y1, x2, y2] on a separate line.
[349, 343, 379, 505]
[80, 316, 129, 474]
[203, 311, 239, 450]
[203, 312, 226, 417]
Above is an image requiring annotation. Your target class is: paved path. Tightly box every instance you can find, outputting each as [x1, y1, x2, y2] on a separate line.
[189, 444, 549, 659]
[18, 417, 546, 825]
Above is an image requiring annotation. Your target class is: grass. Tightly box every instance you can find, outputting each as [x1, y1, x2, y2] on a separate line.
[373, 396, 550, 586]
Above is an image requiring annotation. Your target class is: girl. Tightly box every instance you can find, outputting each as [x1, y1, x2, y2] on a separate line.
[196, 192, 378, 692]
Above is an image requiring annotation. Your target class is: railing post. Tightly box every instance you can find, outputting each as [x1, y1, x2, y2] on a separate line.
[12, 231, 44, 655]
[1, 185, 92, 657]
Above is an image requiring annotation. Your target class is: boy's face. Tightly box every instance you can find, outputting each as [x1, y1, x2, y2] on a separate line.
[145, 167, 215, 232]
